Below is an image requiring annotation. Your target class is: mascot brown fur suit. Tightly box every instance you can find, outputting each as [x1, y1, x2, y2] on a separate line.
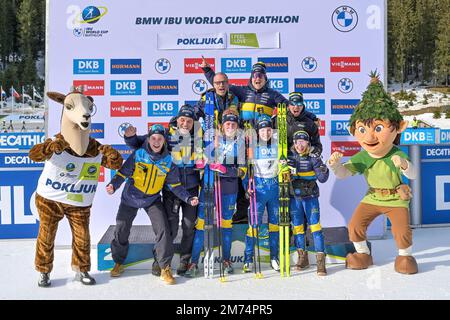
[29, 86, 123, 287]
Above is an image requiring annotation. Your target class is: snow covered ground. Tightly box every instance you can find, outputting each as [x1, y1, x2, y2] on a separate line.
[389, 82, 450, 129]
[1, 226, 450, 300]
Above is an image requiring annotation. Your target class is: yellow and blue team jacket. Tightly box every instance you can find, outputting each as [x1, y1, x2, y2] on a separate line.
[287, 149, 329, 199]
[124, 124, 203, 190]
[109, 143, 191, 209]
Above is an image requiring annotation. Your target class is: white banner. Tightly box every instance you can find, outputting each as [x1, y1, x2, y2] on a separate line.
[157, 32, 226, 50]
[45, 0, 386, 245]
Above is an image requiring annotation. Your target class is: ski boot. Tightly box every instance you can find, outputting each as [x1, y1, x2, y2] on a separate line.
[223, 260, 234, 274]
[270, 258, 280, 272]
[243, 262, 253, 273]
[75, 271, 96, 285]
[38, 272, 51, 287]
[184, 263, 199, 278]
[176, 262, 189, 276]
[152, 259, 161, 276]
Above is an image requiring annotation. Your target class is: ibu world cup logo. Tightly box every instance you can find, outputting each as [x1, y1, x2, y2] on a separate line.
[338, 78, 354, 93]
[78, 6, 108, 24]
[301, 57, 317, 72]
[192, 79, 208, 95]
[66, 163, 76, 172]
[155, 58, 171, 74]
[332, 6, 358, 32]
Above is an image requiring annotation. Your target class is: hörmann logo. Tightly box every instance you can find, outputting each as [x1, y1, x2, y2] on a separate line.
[258, 57, 288, 72]
[110, 80, 141, 95]
[72, 80, 104, 96]
[73, 59, 104, 74]
[90, 123, 105, 139]
[330, 99, 360, 114]
[185, 58, 215, 73]
[294, 78, 325, 94]
[110, 59, 142, 74]
[110, 101, 142, 117]
[221, 58, 252, 73]
[330, 57, 361, 72]
[147, 80, 179, 95]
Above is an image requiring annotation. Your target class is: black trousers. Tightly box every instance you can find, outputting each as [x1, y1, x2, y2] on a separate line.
[111, 200, 173, 268]
[163, 187, 199, 264]
[233, 177, 249, 223]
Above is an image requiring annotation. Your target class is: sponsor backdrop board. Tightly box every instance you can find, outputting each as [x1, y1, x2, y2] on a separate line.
[44, 0, 386, 244]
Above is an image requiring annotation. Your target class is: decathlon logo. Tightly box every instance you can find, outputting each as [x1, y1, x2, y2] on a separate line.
[301, 57, 317, 72]
[338, 78, 354, 93]
[118, 123, 132, 138]
[332, 6, 358, 32]
[155, 58, 171, 74]
[192, 79, 208, 95]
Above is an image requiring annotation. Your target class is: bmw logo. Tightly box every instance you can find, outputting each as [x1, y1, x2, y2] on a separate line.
[155, 58, 171, 74]
[192, 79, 208, 95]
[338, 78, 354, 94]
[66, 163, 76, 172]
[332, 6, 358, 32]
[77, 6, 108, 25]
[73, 28, 83, 37]
[301, 57, 317, 72]
[118, 122, 132, 138]
[88, 166, 97, 175]
[91, 104, 97, 117]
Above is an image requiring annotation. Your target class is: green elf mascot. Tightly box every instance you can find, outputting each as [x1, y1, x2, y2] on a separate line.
[327, 71, 418, 275]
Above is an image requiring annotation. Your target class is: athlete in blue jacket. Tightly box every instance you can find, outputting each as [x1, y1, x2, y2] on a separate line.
[106, 124, 199, 285]
[185, 109, 246, 277]
[242, 115, 280, 272]
[288, 130, 329, 276]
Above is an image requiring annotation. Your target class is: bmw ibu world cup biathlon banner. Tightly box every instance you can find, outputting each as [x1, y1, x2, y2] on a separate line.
[45, 0, 386, 245]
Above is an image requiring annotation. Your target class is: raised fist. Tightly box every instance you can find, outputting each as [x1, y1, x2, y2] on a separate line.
[199, 55, 210, 68]
[328, 152, 343, 166]
[391, 155, 407, 169]
[98, 144, 120, 159]
[124, 125, 137, 138]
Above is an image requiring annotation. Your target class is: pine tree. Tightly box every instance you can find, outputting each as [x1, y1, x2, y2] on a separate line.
[434, 0, 450, 85]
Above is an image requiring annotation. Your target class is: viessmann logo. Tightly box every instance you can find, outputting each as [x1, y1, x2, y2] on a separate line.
[184, 58, 215, 73]
[331, 141, 361, 157]
[72, 80, 104, 95]
[110, 59, 142, 74]
[330, 57, 361, 72]
[110, 101, 142, 117]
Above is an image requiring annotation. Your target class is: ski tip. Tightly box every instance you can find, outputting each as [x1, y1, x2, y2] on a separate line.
[219, 277, 227, 283]
[255, 273, 264, 279]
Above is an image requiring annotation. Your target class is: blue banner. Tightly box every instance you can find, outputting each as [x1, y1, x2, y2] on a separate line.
[0, 170, 42, 239]
[400, 128, 436, 145]
[421, 160, 450, 224]
[0, 133, 45, 150]
[0, 152, 44, 168]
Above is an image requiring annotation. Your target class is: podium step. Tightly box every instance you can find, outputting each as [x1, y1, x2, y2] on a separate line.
[97, 225, 369, 271]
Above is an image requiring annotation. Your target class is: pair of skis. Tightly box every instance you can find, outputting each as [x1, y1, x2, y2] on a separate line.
[203, 92, 226, 281]
[277, 103, 291, 277]
[244, 122, 263, 279]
